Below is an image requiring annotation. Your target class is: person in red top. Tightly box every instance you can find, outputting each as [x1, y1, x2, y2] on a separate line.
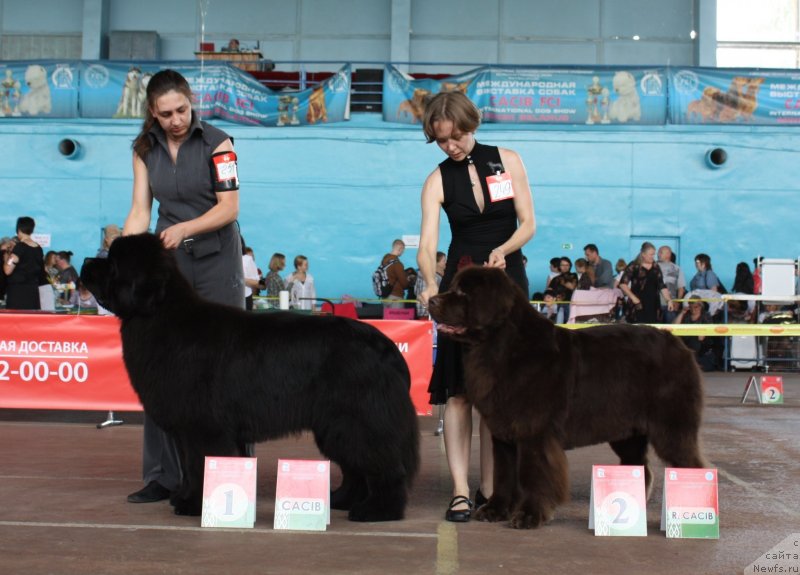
[381, 239, 409, 308]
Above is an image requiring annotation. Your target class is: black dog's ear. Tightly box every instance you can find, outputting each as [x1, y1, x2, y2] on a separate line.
[80, 258, 114, 311]
[118, 272, 168, 317]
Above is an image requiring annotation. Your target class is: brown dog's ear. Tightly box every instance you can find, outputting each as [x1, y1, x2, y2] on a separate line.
[456, 267, 519, 330]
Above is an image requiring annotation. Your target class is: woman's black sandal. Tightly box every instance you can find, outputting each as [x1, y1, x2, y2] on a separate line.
[474, 488, 488, 507]
[445, 495, 474, 522]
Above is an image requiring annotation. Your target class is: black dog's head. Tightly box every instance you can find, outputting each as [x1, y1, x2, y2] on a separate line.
[80, 233, 181, 319]
[428, 266, 528, 342]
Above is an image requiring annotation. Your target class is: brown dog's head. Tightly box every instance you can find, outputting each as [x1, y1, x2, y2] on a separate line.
[80, 233, 186, 319]
[428, 266, 529, 342]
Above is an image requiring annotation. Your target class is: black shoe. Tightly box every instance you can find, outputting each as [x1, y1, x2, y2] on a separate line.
[474, 488, 489, 507]
[127, 481, 171, 503]
[445, 495, 473, 522]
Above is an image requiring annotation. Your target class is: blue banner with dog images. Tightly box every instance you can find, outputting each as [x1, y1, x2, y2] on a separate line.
[0, 61, 80, 118]
[78, 61, 351, 126]
[383, 65, 668, 125]
[0, 60, 351, 126]
[669, 67, 800, 125]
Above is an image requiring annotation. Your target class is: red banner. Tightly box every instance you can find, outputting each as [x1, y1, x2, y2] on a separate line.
[0, 314, 433, 416]
[364, 320, 434, 416]
[0, 313, 138, 410]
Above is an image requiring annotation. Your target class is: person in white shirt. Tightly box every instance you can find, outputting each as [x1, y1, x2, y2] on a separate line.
[242, 242, 260, 310]
[286, 255, 316, 311]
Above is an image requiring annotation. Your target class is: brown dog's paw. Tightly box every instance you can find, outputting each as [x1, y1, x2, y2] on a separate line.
[473, 503, 509, 522]
[508, 508, 552, 529]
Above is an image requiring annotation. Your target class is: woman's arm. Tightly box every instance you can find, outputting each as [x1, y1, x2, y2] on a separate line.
[123, 153, 154, 235]
[617, 266, 641, 306]
[416, 169, 444, 307]
[159, 139, 241, 249]
[2, 249, 18, 276]
[487, 148, 536, 268]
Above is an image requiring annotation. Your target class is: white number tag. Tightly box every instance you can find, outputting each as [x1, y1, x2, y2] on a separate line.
[486, 172, 514, 202]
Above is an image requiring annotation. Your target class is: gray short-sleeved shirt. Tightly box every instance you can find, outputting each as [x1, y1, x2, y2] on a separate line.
[144, 113, 244, 308]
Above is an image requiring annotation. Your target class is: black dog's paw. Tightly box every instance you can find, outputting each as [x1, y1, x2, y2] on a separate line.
[330, 487, 356, 511]
[473, 502, 509, 523]
[172, 497, 202, 516]
[508, 507, 552, 529]
[347, 501, 404, 522]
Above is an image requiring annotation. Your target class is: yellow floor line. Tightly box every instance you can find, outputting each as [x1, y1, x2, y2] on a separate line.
[436, 520, 459, 575]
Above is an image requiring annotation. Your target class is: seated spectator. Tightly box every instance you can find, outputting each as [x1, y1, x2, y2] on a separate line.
[574, 258, 594, 290]
[674, 300, 718, 371]
[68, 280, 99, 310]
[549, 257, 577, 323]
[55, 251, 79, 285]
[727, 299, 754, 323]
[44, 250, 59, 283]
[690, 253, 722, 292]
[545, 257, 561, 289]
[540, 289, 558, 321]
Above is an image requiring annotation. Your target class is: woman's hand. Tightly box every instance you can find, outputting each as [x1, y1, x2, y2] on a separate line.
[486, 248, 506, 269]
[160, 223, 190, 249]
[418, 283, 439, 309]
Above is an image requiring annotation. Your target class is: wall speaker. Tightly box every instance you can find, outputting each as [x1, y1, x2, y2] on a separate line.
[705, 147, 727, 168]
[58, 138, 81, 159]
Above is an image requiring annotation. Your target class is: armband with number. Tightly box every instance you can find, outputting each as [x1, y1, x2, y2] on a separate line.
[211, 151, 239, 191]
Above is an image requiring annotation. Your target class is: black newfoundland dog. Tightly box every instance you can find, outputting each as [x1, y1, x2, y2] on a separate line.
[428, 266, 706, 529]
[81, 233, 419, 521]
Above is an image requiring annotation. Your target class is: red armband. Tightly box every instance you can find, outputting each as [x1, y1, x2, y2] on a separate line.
[211, 151, 239, 191]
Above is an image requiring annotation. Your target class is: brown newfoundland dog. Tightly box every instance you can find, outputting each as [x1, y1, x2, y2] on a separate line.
[428, 266, 706, 529]
[81, 233, 419, 521]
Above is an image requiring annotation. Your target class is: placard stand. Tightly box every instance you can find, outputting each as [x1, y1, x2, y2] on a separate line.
[201, 456, 257, 528]
[660, 468, 719, 539]
[96, 410, 123, 429]
[742, 374, 785, 404]
[588, 465, 647, 536]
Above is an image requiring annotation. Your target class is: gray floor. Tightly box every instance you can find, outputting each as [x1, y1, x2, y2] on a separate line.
[0, 372, 798, 575]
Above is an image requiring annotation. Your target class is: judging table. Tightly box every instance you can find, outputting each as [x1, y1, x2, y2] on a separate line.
[0, 312, 433, 415]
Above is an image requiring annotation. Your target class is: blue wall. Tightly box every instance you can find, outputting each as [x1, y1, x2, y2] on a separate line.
[1, 115, 798, 300]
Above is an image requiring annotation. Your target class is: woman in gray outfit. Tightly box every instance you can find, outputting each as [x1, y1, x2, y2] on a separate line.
[122, 69, 245, 505]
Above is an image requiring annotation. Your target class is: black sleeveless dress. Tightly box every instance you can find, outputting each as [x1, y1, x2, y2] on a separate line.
[428, 142, 529, 404]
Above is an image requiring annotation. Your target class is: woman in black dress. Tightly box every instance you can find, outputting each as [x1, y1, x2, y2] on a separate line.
[2, 216, 44, 310]
[618, 241, 675, 323]
[416, 92, 536, 522]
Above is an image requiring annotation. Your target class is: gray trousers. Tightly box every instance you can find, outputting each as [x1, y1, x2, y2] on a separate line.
[140, 224, 246, 488]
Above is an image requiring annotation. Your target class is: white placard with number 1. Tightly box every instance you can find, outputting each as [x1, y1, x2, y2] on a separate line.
[201, 457, 257, 528]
